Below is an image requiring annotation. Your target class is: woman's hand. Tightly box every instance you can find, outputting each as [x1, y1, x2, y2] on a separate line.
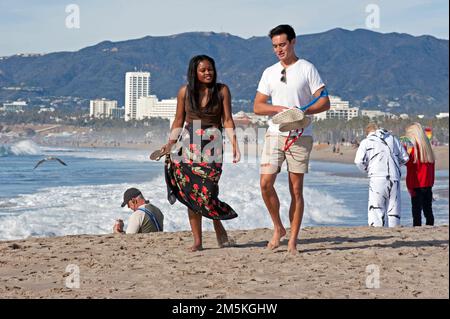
[233, 146, 241, 163]
[162, 140, 177, 153]
[408, 188, 416, 197]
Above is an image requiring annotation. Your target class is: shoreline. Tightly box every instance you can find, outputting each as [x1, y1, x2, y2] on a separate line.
[41, 141, 450, 171]
[2, 123, 448, 170]
[0, 225, 448, 298]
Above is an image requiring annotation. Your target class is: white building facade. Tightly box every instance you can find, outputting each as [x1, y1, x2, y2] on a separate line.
[136, 95, 177, 125]
[89, 99, 118, 118]
[436, 112, 449, 119]
[125, 72, 151, 121]
[361, 110, 390, 119]
[2, 101, 27, 112]
[314, 96, 359, 121]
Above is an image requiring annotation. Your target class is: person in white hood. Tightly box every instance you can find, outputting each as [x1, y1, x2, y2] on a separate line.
[355, 123, 409, 227]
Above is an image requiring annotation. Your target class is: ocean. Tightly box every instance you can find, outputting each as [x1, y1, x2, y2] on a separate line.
[0, 140, 448, 240]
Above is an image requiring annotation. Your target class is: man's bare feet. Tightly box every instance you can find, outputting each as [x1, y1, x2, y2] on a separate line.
[267, 227, 286, 250]
[287, 244, 298, 255]
[189, 244, 203, 252]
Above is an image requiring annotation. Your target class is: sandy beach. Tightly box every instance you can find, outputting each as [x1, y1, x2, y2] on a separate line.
[310, 144, 449, 171]
[3, 123, 448, 170]
[0, 226, 448, 299]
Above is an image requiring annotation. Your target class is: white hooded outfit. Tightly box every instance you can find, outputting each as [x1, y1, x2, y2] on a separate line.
[355, 129, 409, 227]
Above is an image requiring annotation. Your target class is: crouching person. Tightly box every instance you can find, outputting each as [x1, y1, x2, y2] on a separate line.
[114, 187, 164, 234]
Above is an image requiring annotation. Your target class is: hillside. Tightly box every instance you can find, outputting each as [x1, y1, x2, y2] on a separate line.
[0, 28, 448, 115]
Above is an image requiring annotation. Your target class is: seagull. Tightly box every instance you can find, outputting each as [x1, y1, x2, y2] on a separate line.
[34, 157, 68, 169]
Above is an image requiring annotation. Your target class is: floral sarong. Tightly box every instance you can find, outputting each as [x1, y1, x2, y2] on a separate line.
[164, 123, 237, 220]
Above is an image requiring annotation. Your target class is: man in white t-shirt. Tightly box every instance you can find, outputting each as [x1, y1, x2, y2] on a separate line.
[254, 25, 330, 255]
[113, 188, 164, 234]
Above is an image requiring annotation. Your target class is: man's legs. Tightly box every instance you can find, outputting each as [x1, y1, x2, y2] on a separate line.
[368, 178, 388, 227]
[260, 173, 286, 249]
[260, 134, 285, 249]
[387, 180, 401, 227]
[288, 172, 305, 255]
[188, 209, 203, 251]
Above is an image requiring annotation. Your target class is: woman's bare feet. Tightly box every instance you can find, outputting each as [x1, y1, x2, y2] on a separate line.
[189, 244, 203, 252]
[217, 235, 236, 248]
[287, 240, 298, 255]
[214, 220, 235, 248]
[267, 227, 286, 250]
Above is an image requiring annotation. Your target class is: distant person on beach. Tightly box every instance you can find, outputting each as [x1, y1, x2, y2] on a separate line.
[404, 123, 435, 226]
[113, 188, 164, 234]
[159, 55, 240, 251]
[354, 123, 409, 227]
[253, 24, 330, 254]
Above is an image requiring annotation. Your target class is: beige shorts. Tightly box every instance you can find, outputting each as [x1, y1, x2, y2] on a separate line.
[260, 134, 313, 174]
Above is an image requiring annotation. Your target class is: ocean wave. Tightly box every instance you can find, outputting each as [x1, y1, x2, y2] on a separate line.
[0, 162, 356, 240]
[0, 140, 42, 157]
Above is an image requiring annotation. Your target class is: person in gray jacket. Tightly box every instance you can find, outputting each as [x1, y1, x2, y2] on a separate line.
[355, 123, 409, 227]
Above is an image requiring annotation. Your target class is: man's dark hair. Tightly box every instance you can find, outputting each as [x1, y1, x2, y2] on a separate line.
[269, 25, 296, 41]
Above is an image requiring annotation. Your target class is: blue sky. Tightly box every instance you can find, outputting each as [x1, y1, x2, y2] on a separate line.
[0, 0, 448, 56]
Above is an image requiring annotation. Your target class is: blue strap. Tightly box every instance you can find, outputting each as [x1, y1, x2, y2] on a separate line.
[298, 88, 328, 111]
[138, 208, 162, 232]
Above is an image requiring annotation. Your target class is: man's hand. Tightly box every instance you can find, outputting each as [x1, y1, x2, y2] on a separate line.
[113, 219, 124, 233]
[275, 106, 289, 113]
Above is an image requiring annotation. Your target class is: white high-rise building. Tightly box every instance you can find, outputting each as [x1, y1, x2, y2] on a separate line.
[314, 96, 359, 121]
[125, 71, 151, 121]
[89, 99, 118, 118]
[136, 95, 177, 125]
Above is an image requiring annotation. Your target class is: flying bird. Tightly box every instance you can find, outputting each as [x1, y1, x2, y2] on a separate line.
[34, 157, 68, 169]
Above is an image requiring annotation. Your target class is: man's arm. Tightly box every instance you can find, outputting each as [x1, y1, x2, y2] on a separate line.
[354, 140, 368, 173]
[125, 214, 141, 234]
[303, 86, 330, 116]
[253, 92, 288, 115]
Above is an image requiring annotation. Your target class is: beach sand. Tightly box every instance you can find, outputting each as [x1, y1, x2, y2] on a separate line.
[72, 142, 450, 171]
[310, 144, 449, 171]
[4, 123, 448, 170]
[0, 226, 448, 299]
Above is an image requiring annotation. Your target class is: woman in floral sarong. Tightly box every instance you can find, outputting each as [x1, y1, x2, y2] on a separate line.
[162, 55, 240, 251]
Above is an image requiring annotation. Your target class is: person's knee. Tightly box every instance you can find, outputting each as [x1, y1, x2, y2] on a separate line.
[260, 177, 275, 194]
[290, 185, 303, 199]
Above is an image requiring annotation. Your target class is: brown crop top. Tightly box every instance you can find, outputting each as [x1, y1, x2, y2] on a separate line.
[185, 83, 224, 127]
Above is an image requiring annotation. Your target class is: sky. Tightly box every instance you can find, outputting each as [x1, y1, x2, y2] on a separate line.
[0, 0, 448, 56]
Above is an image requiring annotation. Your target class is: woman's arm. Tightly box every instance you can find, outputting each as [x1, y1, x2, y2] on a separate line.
[167, 85, 187, 145]
[221, 84, 240, 163]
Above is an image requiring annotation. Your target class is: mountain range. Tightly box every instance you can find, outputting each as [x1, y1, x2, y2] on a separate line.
[0, 28, 448, 115]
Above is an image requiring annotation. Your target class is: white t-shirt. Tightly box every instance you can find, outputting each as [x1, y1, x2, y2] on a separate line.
[257, 59, 325, 136]
[126, 209, 147, 234]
